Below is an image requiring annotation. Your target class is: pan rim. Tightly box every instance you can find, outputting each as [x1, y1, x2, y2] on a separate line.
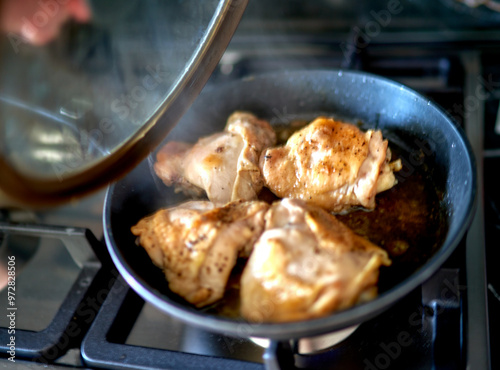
[103, 69, 477, 340]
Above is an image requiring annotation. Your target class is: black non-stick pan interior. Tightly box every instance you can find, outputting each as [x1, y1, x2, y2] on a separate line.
[104, 70, 476, 340]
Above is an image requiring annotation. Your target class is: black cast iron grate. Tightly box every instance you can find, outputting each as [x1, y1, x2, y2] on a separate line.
[81, 275, 263, 370]
[0, 223, 112, 363]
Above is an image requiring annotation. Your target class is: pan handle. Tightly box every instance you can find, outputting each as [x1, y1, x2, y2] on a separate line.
[263, 340, 297, 370]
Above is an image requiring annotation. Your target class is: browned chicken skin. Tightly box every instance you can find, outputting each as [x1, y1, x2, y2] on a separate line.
[240, 198, 391, 322]
[154, 112, 276, 206]
[260, 117, 401, 213]
[131, 200, 270, 308]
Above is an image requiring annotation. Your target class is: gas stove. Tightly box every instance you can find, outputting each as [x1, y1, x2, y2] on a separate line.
[1, 0, 498, 369]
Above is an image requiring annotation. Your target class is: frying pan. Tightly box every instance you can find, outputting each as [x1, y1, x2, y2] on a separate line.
[103, 70, 476, 340]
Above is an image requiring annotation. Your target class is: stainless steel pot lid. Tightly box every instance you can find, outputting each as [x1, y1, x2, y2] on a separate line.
[0, 0, 247, 206]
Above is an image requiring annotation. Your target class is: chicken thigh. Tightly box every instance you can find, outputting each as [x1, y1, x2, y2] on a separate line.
[154, 112, 276, 205]
[131, 200, 270, 308]
[240, 198, 391, 322]
[260, 117, 401, 213]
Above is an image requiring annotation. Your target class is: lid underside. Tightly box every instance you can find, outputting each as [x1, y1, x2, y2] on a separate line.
[0, 0, 248, 206]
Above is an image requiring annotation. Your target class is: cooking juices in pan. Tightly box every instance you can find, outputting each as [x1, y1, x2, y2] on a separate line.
[338, 150, 448, 293]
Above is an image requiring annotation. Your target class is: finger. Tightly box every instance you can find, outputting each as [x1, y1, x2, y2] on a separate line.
[66, 0, 92, 23]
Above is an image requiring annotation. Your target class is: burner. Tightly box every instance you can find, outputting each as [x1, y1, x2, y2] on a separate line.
[249, 325, 359, 354]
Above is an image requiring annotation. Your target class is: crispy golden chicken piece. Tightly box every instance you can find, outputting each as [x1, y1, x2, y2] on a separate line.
[260, 117, 401, 213]
[154, 112, 276, 206]
[240, 198, 391, 322]
[131, 200, 270, 308]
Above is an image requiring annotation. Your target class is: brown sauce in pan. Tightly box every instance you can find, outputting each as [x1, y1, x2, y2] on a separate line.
[336, 149, 448, 292]
[203, 134, 448, 318]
